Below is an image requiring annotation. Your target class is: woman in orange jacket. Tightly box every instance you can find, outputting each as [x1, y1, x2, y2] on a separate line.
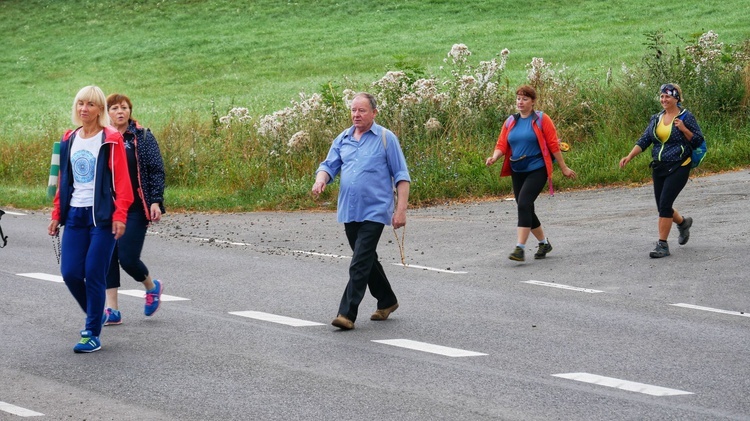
[486, 85, 576, 262]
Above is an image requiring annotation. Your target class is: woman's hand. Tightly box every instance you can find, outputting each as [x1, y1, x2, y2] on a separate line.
[619, 156, 631, 168]
[112, 221, 126, 240]
[561, 166, 577, 179]
[48, 219, 59, 236]
[150, 203, 162, 222]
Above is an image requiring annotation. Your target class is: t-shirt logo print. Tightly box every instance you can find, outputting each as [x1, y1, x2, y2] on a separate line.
[72, 150, 96, 183]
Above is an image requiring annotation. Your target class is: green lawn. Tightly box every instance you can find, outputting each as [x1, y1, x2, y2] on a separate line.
[2, 0, 748, 135]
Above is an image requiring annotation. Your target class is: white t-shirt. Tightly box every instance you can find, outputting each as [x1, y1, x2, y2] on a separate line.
[69, 130, 102, 208]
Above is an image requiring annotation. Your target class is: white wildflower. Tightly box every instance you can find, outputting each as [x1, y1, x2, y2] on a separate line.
[286, 130, 309, 151]
[424, 117, 442, 132]
[447, 43, 471, 65]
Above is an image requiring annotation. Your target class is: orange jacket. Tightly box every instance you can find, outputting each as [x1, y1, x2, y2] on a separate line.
[494, 111, 560, 195]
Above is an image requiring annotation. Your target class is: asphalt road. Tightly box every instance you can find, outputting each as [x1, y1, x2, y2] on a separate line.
[1, 169, 749, 420]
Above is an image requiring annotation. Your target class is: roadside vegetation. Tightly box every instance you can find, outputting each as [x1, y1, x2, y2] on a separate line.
[1, 1, 749, 211]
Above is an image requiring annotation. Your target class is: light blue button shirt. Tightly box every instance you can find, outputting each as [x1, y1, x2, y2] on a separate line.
[316, 122, 411, 225]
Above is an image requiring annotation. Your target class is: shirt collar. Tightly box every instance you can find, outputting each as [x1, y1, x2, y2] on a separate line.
[345, 121, 382, 138]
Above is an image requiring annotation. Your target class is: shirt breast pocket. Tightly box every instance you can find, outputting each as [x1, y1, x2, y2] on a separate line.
[361, 149, 387, 173]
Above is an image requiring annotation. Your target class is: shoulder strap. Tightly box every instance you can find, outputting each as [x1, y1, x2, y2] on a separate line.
[381, 128, 387, 150]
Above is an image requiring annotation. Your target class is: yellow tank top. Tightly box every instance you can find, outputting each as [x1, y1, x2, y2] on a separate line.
[656, 114, 692, 166]
[656, 115, 671, 143]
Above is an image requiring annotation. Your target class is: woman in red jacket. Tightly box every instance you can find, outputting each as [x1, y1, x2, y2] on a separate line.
[486, 85, 576, 262]
[47, 85, 133, 353]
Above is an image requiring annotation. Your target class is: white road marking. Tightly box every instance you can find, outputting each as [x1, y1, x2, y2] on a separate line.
[196, 237, 253, 246]
[17, 273, 63, 283]
[390, 263, 468, 274]
[372, 339, 487, 357]
[523, 280, 603, 293]
[229, 311, 325, 327]
[1, 211, 26, 216]
[291, 250, 351, 259]
[0, 401, 44, 417]
[118, 290, 190, 302]
[552, 373, 693, 396]
[293, 250, 467, 274]
[671, 303, 750, 318]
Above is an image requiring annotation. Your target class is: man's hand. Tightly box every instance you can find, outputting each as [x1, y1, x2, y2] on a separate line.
[312, 172, 330, 198]
[392, 209, 406, 229]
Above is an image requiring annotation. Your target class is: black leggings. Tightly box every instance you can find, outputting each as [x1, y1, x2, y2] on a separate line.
[511, 166, 547, 228]
[653, 163, 690, 218]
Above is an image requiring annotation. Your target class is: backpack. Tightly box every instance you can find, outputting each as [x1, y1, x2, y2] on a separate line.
[676, 112, 707, 168]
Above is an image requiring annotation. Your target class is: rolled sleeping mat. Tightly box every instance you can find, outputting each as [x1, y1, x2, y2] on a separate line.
[47, 141, 60, 200]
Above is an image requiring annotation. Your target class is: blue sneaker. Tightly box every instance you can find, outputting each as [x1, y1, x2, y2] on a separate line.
[145, 280, 163, 317]
[102, 308, 122, 326]
[73, 330, 101, 353]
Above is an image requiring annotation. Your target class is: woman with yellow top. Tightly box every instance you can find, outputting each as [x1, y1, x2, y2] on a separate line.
[619, 83, 705, 258]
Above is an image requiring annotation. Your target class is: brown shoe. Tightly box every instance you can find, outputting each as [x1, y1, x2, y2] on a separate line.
[331, 315, 354, 330]
[370, 303, 399, 321]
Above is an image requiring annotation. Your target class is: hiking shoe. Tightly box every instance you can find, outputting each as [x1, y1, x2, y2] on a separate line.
[331, 315, 354, 330]
[534, 242, 553, 259]
[508, 246, 525, 262]
[73, 330, 101, 353]
[102, 308, 122, 326]
[371, 303, 399, 321]
[649, 241, 670, 258]
[144, 280, 163, 317]
[677, 217, 692, 245]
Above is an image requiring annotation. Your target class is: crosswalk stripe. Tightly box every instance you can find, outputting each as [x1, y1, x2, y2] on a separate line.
[390, 263, 468, 274]
[552, 373, 693, 396]
[2, 211, 26, 216]
[523, 280, 603, 293]
[229, 311, 325, 327]
[118, 289, 190, 302]
[17, 273, 63, 283]
[372, 339, 487, 357]
[0, 401, 44, 417]
[671, 303, 750, 318]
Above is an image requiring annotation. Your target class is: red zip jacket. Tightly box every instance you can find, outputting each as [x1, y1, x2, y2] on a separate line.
[52, 126, 133, 226]
[494, 111, 561, 195]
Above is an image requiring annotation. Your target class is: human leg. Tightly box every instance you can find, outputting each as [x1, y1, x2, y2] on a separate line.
[337, 221, 385, 323]
[650, 165, 690, 258]
[103, 243, 122, 325]
[655, 165, 690, 241]
[84, 223, 116, 337]
[116, 210, 161, 314]
[60, 207, 92, 313]
[510, 168, 546, 261]
[117, 210, 150, 285]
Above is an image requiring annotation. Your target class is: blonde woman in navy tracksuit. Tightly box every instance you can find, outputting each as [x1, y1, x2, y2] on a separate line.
[619, 83, 705, 258]
[48, 85, 133, 353]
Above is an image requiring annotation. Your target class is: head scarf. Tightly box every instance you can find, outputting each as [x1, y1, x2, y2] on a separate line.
[660, 84, 681, 102]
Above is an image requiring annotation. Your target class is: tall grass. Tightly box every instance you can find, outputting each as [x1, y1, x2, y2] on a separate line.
[1, 1, 750, 210]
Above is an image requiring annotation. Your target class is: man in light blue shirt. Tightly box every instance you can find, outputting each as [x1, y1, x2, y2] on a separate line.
[312, 92, 411, 330]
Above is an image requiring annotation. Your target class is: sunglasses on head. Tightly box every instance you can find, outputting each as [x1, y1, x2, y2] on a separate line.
[660, 84, 680, 100]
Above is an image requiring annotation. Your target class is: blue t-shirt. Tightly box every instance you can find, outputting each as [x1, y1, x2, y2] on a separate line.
[507, 116, 544, 173]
